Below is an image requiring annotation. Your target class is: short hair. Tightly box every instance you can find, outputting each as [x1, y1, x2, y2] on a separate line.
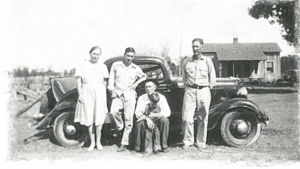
[192, 38, 204, 45]
[124, 47, 135, 55]
[148, 92, 160, 104]
[144, 79, 159, 88]
[89, 46, 101, 54]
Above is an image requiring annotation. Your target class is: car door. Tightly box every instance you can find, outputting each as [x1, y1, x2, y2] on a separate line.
[135, 60, 183, 116]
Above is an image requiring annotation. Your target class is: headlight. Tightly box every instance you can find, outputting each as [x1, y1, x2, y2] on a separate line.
[237, 87, 248, 98]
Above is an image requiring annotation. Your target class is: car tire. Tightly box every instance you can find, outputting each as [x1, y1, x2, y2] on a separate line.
[53, 111, 87, 147]
[220, 109, 261, 147]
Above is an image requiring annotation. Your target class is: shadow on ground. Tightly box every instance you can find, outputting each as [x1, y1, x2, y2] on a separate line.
[21, 119, 227, 149]
[23, 128, 59, 146]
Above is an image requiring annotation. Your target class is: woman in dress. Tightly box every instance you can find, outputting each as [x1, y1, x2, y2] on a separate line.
[74, 46, 109, 151]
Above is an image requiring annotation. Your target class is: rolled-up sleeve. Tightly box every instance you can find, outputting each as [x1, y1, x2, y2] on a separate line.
[135, 96, 147, 118]
[136, 66, 147, 81]
[159, 95, 171, 117]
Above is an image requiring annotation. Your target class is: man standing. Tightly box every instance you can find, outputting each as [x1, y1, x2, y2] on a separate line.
[108, 47, 147, 152]
[133, 79, 170, 153]
[181, 38, 216, 151]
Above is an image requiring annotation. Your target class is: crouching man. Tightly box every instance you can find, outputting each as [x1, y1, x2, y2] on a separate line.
[133, 79, 170, 153]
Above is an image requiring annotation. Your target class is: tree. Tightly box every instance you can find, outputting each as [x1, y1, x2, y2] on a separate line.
[248, 0, 299, 50]
[13, 67, 30, 77]
[63, 70, 69, 77]
[139, 45, 180, 76]
[281, 55, 299, 71]
[30, 69, 38, 76]
[69, 68, 76, 76]
[63, 68, 76, 76]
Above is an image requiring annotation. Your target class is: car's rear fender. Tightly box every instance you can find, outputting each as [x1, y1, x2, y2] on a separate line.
[208, 98, 269, 130]
[35, 90, 77, 129]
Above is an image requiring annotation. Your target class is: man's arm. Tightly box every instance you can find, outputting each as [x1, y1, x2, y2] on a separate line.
[135, 96, 147, 119]
[207, 58, 216, 89]
[132, 67, 147, 89]
[159, 95, 171, 117]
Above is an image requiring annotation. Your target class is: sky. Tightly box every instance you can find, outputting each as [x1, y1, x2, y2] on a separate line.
[5, 0, 296, 72]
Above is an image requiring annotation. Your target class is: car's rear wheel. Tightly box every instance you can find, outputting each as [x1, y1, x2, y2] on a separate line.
[220, 109, 261, 147]
[53, 111, 87, 147]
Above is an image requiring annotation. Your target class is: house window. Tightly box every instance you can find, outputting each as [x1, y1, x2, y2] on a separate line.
[266, 61, 274, 72]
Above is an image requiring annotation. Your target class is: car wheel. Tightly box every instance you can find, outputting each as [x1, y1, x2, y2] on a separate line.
[53, 111, 87, 147]
[220, 109, 261, 147]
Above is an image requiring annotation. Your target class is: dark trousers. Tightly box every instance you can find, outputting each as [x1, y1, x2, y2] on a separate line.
[145, 122, 160, 151]
[133, 116, 169, 151]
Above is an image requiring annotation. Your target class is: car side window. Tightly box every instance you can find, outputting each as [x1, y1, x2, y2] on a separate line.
[137, 63, 165, 80]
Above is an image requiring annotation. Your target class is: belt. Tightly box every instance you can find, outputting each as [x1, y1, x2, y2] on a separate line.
[187, 84, 207, 89]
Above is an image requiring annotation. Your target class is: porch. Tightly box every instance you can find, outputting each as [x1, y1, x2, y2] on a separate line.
[218, 60, 264, 82]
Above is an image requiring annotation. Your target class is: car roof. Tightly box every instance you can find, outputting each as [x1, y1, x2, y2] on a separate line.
[104, 55, 166, 65]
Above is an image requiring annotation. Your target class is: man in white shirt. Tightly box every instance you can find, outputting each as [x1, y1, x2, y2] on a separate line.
[133, 79, 171, 153]
[108, 47, 147, 152]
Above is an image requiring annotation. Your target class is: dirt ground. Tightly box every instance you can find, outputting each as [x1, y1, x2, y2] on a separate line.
[6, 90, 300, 166]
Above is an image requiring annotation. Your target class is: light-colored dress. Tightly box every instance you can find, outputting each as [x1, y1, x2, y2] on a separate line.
[74, 61, 109, 126]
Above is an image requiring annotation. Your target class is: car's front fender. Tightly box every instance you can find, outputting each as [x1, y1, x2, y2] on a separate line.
[208, 98, 269, 130]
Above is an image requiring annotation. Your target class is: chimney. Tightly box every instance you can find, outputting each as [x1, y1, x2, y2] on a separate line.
[233, 37, 238, 44]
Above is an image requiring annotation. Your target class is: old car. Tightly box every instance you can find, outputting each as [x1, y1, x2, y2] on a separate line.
[283, 69, 299, 85]
[35, 56, 269, 148]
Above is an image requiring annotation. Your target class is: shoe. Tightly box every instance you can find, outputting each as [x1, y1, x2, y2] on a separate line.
[117, 145, 126, 152]
[176, 142, 185, 147]
[194, 143, 206, 150]
[197, 147, 207, 152]
[153, 150, 159, 154]
[143, 149, 152, 154]
[182, 144, 192, 149]
[194, 144, 207, 152]
[161, 148, 169, 153]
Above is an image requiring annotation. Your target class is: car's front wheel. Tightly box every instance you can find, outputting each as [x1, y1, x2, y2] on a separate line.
[220, 109, 261, 147]
[53, 111, 87, 147]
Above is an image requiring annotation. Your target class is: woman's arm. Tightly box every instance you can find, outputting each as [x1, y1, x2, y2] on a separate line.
[104, 78, 108, 87]
[77, 77, 83, 102]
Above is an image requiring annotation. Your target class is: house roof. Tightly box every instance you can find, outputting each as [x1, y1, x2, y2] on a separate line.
[201, 43, 281, 61]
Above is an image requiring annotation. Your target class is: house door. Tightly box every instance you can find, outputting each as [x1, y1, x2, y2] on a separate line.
[266, 61, 275, 82]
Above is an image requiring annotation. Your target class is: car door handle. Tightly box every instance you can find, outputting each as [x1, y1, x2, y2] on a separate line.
[165, 89, 171, 93]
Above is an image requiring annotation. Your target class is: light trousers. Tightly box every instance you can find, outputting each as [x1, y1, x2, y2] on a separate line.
[182, 87, 211, 148]
[109, 96, 136, 146]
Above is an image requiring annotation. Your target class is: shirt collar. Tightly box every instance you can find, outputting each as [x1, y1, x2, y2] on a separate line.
[121, 61, 133, 68]
[192, 54, 204, 61]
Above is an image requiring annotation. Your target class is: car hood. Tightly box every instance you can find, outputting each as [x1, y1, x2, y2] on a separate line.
[170, 76, 242, 88]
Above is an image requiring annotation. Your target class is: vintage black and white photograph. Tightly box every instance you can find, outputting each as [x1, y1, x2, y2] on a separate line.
[2, 0, 299, 168]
